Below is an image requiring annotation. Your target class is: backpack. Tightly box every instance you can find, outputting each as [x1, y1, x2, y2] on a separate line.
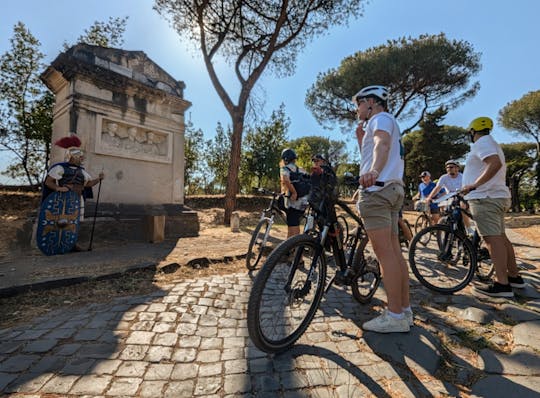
[285, 166, 311, 197]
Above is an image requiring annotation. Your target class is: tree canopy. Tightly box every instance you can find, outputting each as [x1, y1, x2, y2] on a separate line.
[0, 22, 49, 185]
[501, 142, 536, 211]
[0, 18, 129, 185]
[306, 33, 481, 134]
[241, 104, 289, 191]
[154, 0, 366, 224]
[499, 89, 540, 198]
[402, 108, 469, 194]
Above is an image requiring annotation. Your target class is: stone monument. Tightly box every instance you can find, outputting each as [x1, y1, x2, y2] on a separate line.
[40, 44, 199, 241]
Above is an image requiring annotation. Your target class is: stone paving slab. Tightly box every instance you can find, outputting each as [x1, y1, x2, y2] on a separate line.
[0, 265, 538, 397]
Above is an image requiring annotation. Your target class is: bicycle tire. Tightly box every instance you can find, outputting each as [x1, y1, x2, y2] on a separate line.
[247, 234, 326, 353]
[475, 236, 494, 282]
[337, 215, 349, 243]
[350, 237, 381, 303]
[246, 218, 272, 271]
[409, 224, 476, 294]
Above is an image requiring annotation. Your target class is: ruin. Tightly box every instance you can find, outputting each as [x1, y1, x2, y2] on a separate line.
[40, 44, 199, 242]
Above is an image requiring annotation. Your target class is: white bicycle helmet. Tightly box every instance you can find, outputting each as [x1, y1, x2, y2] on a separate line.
[352, 85, 389, 105]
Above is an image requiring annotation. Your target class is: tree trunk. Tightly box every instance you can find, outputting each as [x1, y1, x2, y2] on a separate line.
[510, 176, 521, 212]
[223, 114, 244, 225]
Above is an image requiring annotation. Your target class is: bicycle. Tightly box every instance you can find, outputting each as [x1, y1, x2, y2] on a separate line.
[247, 165, 381, 353]
[245, 188, 288, 271]
[408, 191, 494, 294]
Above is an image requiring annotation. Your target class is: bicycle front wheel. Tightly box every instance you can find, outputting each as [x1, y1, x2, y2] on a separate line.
[247, 234, 326, 353]
[414, 214, 430, 234]
[409, 224, 476, 294]
[246, 218, 272, 271]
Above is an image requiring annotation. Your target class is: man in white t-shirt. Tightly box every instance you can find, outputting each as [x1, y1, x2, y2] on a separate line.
[426, 159, 463, 202]
[353, 85, 410, 333]
[461, 117, 524, 298]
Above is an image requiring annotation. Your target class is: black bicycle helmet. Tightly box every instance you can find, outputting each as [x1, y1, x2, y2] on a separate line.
[281, 148, 297, 162]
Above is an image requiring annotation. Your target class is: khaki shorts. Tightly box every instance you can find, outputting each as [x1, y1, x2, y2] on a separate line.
[357, 183, 404, 233]
[468, 197, 510, 237]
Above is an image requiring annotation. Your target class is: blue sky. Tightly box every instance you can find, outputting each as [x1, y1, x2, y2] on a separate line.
[1, 0, 539, 183]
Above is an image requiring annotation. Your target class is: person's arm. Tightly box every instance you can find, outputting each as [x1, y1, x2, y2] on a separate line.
[44, 175, 69, 192]
[426, 185, 443, 202]
[281, 175, 297, 200]
[359, 129, 390, 188]
[85, 172, 105, 187]
[462, 154, 502, 193]
[355, 123, 366, 149]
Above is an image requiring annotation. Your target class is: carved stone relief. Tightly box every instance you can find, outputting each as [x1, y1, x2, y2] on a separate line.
[96, 117, 171, 163]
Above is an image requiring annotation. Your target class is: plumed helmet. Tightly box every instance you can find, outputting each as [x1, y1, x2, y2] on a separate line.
[468, 117, 493, 133]
[352, 85, 389, 105]
[281, 148, 297, 162]
[55, 134, 83, 162]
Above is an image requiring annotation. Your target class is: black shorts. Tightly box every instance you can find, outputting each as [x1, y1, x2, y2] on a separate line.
[286, 208, 304, 227]
[430, 207, 440, 215]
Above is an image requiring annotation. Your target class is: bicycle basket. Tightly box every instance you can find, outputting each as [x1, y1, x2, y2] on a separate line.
[414, 200, 429, 212]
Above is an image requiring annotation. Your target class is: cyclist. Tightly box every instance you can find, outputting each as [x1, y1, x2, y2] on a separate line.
[353, 85, 411, 333]
[416, 171, 441, 224]
[426, 159, 472, 231]
[426, 160, 463, 201]
[280, 148, 309, 238]
[461, 117, 524, 298]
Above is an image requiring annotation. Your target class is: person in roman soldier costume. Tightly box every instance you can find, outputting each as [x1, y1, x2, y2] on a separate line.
[43, 135, 104, 208]
[41, 134, 104, 251]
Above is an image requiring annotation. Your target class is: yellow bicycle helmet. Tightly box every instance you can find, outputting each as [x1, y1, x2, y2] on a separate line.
[468, 117, 493, 133]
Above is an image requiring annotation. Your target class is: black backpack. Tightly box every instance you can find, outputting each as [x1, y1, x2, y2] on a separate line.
[285, 166, 311, 197]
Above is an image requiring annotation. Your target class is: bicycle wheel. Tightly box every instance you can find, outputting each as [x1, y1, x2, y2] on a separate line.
[350, 238, 381, 304]
[247, 234, 326, 353]
[337, 215, 349, 243]
[414, 214, 431, 245]
[409, 224, 476, 294]
[475, 236, 494, 282]
[246, 218, 272, 271]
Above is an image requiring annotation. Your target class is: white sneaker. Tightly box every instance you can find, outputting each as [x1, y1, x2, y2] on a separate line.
[404, 309, 414, 327]
[362, 310, 410, 333]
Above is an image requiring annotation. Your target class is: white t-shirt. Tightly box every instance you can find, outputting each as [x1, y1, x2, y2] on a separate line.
[463, 135, 510, 200]
[48, 164, 92, 183]
[436, 173, 463, 193]
[360, 112, 404, 192]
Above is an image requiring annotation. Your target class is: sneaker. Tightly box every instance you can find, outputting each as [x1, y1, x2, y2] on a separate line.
[404, 309, 414, 327]
[508, 275, 526, 288]
[362, 310, 410, 333]
[473, 282, 514, 298]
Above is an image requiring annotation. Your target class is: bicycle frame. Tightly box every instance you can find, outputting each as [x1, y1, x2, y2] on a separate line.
[434, 191, 484, 257]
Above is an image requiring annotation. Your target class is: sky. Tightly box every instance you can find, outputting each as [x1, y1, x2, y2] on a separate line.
[1, 0, 539, 184]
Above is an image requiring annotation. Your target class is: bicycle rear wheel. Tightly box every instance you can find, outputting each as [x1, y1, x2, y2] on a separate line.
[414, 214, 432, 245]
[475, 236, 494, 282]
[409, 224, 476, 294]
[246, 218, 272, 270]
[247, 234, 326, 353]
[351, 238, 381, 303]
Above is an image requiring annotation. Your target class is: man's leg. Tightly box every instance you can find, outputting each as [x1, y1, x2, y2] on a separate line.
[503, 234, 519, 277]
[483, 235, 511, 285]
[366, 227, 403, 314]
[287, 226, 300, 238]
